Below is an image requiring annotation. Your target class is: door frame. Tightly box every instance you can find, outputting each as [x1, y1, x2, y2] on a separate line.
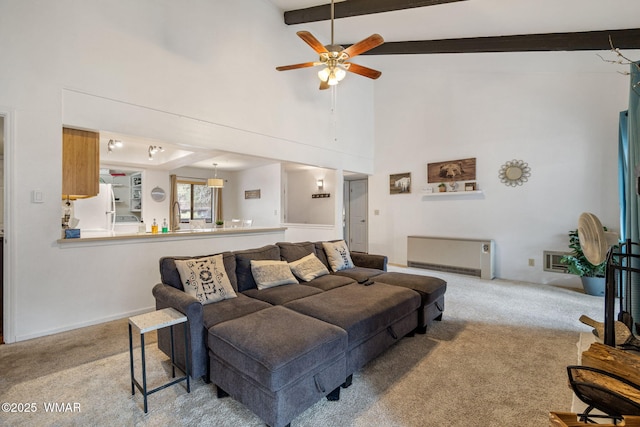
[343, 180, 349, 241]
[344, 177, 369, 252]
[1, 108, 14, 343]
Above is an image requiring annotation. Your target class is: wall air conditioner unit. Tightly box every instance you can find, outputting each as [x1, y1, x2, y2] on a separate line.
[543, 250, 571, 274]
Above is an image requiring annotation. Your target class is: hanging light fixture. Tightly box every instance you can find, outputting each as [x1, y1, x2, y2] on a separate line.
[207, 163, 224, 188]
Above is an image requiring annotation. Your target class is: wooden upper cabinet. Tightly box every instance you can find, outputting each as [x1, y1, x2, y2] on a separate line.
[62, 127, 99, 199]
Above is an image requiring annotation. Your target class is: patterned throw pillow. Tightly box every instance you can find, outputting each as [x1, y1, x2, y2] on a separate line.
[289, 253, 330, 282]
[250, 260, 299, 290]
[175, 254, 237, 304]
[322, 240, 355, 272]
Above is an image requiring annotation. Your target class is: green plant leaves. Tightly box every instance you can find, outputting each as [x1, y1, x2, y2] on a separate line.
[560, 229, 606, 277]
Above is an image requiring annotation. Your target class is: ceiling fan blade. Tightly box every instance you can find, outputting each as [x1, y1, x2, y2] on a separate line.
[342, 34, 384, 59]
[276, 62, 320, 71]
[344, 63, 382, 80]
[297, 31, 329, 54]
[319, 78, 330, 90]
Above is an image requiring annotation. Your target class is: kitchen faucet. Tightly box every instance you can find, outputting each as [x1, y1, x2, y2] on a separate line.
[171, 200, 181, 231]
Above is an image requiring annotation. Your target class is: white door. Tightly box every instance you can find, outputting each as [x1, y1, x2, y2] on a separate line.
[348, 179, 368, 252]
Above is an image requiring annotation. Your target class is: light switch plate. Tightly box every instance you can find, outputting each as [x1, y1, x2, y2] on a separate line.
[31, 190, 44, 203]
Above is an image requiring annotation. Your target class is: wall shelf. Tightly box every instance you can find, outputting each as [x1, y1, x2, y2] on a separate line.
[421, 190, 484, 198]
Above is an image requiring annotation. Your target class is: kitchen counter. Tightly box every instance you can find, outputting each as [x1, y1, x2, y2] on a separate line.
[57, 226, 287, 245]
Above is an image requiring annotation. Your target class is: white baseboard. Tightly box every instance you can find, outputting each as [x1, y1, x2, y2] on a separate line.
[14, 306, 155, 342]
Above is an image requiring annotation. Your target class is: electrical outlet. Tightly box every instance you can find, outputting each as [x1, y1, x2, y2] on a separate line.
[528, 258, 535, 267]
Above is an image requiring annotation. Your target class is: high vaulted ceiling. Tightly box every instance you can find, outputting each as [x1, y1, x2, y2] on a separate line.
[269, 0, 640, 53]
[100, 1, 640, 173]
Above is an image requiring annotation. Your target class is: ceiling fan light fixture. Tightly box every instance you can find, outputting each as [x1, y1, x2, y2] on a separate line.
[318, 67, 346, 86]
[276, 0, 383, 90]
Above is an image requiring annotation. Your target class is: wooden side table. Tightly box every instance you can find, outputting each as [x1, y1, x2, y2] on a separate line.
[128, 307, 190, 413]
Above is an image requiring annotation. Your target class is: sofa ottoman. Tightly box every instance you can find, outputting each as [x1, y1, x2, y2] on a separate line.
[375, 272, 447, 333]
[208, 306, 347, 427]
[284, 283, 420, 376]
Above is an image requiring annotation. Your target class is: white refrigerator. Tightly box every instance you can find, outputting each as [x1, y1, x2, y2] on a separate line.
[72, 183, 116, 232]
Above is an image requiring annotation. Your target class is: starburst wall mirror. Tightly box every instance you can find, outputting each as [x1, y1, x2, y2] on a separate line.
[499, 159, 531, 187]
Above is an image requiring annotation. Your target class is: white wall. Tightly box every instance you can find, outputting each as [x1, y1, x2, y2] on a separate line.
[141, 169, 171, 229]
[369, 52, 631, 287]
[286, 168, 335, 225]
[0, 0, 374, 342]
[234, 163, 282, 227]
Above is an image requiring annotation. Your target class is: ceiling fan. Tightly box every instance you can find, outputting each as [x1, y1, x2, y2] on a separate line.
[276, 0, 384, 90]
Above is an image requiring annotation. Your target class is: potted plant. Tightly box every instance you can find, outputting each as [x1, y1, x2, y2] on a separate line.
[438, 183, 446, 193]
[560, 229, 607, 296]
[215, 220, 224, 228]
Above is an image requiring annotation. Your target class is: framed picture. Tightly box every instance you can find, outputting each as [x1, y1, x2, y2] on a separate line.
[427, 157, 477, 183]
[390, 172, 411, 194]
[465, 182, 477, 191]
[244, 189, 261, 199]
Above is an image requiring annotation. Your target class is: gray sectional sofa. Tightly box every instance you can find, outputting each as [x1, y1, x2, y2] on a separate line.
[152, 240, 446, 427]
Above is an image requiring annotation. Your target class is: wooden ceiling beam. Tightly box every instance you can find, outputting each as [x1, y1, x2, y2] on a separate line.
[348, 28, 640, 54]
[284, 0, 467, 25]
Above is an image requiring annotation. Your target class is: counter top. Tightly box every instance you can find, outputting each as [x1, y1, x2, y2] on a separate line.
[57, 226, 287, 244]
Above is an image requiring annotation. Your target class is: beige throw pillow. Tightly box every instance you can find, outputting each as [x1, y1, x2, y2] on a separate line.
[175, 254, 237, 304]
[250, 260, 298, 290]
[289, 253, 330, 282]
[322, 240, 354, 272]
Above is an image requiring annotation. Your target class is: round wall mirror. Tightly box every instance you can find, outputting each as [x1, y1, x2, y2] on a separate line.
[505, 166, 523, 180]
[499, 160, 531, 187]
[151, 187, 166, 202]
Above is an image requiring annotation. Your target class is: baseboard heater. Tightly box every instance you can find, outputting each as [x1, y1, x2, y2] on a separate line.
[407, 236, 496, 280]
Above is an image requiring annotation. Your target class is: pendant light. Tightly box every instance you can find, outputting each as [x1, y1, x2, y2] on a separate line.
[207, 163, 224, 188]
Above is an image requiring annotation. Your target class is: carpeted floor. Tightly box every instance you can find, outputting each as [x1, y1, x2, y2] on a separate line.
[0, 267, 604, 426]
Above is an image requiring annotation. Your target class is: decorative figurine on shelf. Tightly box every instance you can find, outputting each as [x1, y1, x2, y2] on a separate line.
[448, 181, 459, 192]
[438, 183, 446, 192]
